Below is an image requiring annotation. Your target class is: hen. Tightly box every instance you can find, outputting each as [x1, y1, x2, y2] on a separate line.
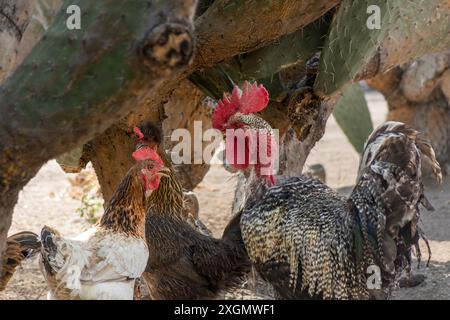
[38, 147, 167, 300]
[213, 82, 442, 299]
[133, 123, 250, 300]
[0, 231, 40, 291]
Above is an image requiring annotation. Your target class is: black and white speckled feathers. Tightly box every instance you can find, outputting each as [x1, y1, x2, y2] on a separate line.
[240, 121, 441, 299]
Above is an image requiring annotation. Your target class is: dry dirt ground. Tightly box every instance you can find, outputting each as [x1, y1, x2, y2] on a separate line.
[1, 91, 449, 300]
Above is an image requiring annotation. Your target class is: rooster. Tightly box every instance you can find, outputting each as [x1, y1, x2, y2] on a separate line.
[213, 82, 442, 299]
[133, 123, 250, 299]
[38, 147, 168, 300]
[0, 231, 40, 291]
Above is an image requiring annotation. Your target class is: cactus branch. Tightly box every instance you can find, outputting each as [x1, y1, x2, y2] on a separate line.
[0, 0, 198, 264]
[190, 13, 332, 100]
[194, 0, 339, 69]
[315, 0, 450, 95]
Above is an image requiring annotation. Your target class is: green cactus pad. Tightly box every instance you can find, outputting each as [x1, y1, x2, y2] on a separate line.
[189, 65, 235, 100]
[191, 15, 332, 100]
[315, 0, 450, 95]
[332, 83, 373, 154]
[0, 0, 169, 142]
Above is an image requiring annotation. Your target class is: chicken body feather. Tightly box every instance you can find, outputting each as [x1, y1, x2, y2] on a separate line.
[38, 160, 152, 300]
[40, 227, 148, 300]
[134, 123, 250, 300]
[239, 121, 441, 299]
[143, 213, 249, 299]
[211, 82, 440, 299]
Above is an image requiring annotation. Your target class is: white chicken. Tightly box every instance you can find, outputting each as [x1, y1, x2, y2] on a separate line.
[39, 144, 168, 300]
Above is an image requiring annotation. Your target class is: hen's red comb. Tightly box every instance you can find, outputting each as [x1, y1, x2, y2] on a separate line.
[212, 81, 269, 130]
[132, 146, 163, 166]
[133, 127, 144, 140]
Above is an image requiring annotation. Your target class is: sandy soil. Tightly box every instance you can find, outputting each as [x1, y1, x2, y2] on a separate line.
[1, 91, 449, 300]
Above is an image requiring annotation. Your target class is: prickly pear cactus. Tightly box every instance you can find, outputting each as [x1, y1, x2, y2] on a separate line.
[332, 83, 373, 153]
[196, 0, 216, 17]
[379, 0, 450, 70]
[189, 65, 235, 100]
[223, 14, 331, 80]
[315, 0, 450, 95]
[0, 0, 177, 140]
[191, 15, 331, 100]
[222, 13, 331, 95]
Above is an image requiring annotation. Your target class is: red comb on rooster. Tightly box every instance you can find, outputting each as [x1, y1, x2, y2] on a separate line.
[212, 81, 277, 186]
[212, 81, 269, 130]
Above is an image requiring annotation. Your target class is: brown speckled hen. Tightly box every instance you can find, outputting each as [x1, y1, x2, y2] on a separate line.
[134, 123, 250, 300]
[37, 151, 166, 300]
